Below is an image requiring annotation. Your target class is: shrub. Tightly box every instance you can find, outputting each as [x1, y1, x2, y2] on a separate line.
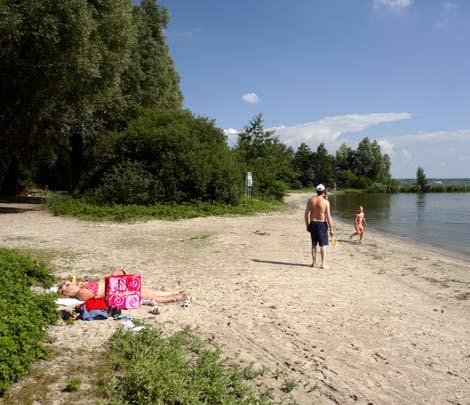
[366, 182, 387, 193]
[45, 195, 284, 221]
[99, 327, 272, 404]
[0, 248, 59, 395]
[92, 109, 244, 205]
[64, 378, 81, 392]
[93, 161, 154, 205]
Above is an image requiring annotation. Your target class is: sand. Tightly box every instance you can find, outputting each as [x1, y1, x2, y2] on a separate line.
[1, 192, 469, 404]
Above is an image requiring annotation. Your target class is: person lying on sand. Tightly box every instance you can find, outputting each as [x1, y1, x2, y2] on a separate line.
[59, 267, 186, 304]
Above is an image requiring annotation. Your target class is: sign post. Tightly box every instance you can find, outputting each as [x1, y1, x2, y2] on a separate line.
[246, 172, 253, 198]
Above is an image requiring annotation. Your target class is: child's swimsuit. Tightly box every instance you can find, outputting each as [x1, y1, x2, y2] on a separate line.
[355, 213, 364, 234]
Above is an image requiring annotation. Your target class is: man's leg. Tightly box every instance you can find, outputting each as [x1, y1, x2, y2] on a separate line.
[320, 245, 328, 269]
[310, 244, 317, 267]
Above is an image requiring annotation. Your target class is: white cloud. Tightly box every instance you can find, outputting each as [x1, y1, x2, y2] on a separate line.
[435, 2, 457, 29]
[401, 149, 413, 162]
[224, 128, 239, 136]
[223, 128, 239, 146]
[242, 93, 260, 105]
[270, 112, 412, 148]
[398, 128, 470, 142]
[377, 138, 395, 154]
[379, 128, 470, 177]
[372, 0, 413, 11]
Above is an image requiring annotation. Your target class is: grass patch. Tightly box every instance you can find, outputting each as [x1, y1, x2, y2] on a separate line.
[14, 247, 64, 266]
[97, 326, 279, 404]
[1, 364, 60, 404]
[63, 378, 81, 392]
[45, 195, 285, 222]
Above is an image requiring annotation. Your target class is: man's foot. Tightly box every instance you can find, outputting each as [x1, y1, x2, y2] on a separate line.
[320, 265, 329, 269]
[309, 262, 315, 268]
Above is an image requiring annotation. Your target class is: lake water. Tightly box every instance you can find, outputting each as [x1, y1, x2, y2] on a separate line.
[331, 192, 470, 259]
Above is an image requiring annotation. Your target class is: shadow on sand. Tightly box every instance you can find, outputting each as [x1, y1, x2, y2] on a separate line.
[0, 206, 37, 214]
[337, 238, 358, 245]
[251, 258, 310, 268]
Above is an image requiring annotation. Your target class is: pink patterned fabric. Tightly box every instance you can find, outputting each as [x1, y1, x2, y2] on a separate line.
[105, 274, 141, 309]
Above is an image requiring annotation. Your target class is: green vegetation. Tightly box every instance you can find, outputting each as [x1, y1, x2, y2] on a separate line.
[399, 182, 470, 193]
[1, 0, 467, 206]
[0, 248, 59, 395]
[236, 114, 294, 199]
[98, 326, 276, 404]
[88, 109, 243, 205]
[64, 378, 82, 393]
[45, 194, 284, 221]
[281, 378, 297, 393]
[416, 166, 428, 192]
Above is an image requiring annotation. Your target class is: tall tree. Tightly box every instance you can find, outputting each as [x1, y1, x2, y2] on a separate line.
[236, 114, 294, 199]
[416, 166, 428, 192]
[334, 143, 356, 187]
[292, 143, 314, 188]
[353, 137, 391, 184]
[122, 0, 183, 109]
[0, 0, 134, 191]
[312, 143, 335, 186]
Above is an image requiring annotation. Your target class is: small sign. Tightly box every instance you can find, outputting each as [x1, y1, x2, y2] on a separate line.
[246, 172, 253, 187]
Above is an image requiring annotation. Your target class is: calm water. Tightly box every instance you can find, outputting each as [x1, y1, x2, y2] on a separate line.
[331, 193, 470, 259]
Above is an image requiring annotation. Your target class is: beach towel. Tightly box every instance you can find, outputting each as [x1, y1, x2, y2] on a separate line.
[105, 273, 141, 309]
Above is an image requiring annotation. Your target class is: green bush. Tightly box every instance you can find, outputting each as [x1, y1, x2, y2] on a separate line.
[45, 194, 284, 221]
[90, 109, 244, 205]
[366, 182, 387, 193]
[99, 327, 273, 404]
[93, 161, 154, 205]
[0, 248, 59, 395]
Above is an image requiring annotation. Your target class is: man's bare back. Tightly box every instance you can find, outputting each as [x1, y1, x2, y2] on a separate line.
[306, 195, 329, 222]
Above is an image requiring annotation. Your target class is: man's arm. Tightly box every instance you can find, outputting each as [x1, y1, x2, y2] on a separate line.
[304, 200, 311, 230]
[326, 201, 333, 236]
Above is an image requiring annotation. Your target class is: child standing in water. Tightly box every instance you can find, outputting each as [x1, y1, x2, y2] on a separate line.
[350, 205, 367, 244]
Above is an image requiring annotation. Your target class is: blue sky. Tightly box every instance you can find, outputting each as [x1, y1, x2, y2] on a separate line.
[160, 0, 470, 178]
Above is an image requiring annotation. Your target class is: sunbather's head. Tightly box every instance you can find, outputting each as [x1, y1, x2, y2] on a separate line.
[58, 281, 81, 297]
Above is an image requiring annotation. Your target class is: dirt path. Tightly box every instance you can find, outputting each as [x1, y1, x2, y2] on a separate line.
[1, 193, 469, 404]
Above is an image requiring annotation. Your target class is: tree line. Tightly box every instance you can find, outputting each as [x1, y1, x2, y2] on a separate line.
[1, 0, 396, 204]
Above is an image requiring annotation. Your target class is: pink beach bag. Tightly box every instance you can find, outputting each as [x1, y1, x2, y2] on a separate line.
[105, 273, 141, 309]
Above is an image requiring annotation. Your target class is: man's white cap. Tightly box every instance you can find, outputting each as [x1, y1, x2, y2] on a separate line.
[316, 184, 325, 192]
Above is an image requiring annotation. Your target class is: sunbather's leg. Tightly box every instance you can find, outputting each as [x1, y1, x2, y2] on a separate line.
[141, 286, 185, 303]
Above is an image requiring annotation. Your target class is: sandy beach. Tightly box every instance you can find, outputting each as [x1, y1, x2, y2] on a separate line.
[1, 192, 469, 404]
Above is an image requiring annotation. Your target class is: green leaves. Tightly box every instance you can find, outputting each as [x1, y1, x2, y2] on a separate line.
[0, 248, 59, 394]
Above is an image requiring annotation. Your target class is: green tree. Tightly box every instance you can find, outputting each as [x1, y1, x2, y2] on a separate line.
[93, 109, 243, 204]
[416, 167, 428, 192]
[292, 143, 314, 188]
[335, 143, 357, 187]
[0, 0, 135, 192]
[353, 137, 392, 186]
[236, 114, 294, 199]
[122, 0, 183, 109]
[312, 143, 335, 186]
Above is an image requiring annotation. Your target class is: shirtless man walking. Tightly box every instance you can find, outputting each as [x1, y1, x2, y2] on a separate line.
[305, 184, 334, 269]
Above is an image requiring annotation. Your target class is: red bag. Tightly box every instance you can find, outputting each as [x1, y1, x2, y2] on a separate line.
[105, 273, 141, 309]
